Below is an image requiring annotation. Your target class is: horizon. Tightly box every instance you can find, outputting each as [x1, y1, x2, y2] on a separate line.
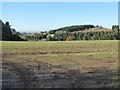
[2, 2, 118, 33]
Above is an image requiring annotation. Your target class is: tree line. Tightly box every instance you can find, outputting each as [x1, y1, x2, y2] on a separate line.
[0, 20, 119, 41]
[20, 25, 119, 41]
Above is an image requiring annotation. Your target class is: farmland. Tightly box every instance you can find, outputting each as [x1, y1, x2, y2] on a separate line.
[2, 40, 119, 88]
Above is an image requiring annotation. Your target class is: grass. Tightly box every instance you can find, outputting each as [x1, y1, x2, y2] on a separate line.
[2, 40, 118, 54]
[2, 40, 119, 88]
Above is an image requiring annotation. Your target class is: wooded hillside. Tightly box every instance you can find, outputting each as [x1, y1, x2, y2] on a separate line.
[0, 20, 119, 41]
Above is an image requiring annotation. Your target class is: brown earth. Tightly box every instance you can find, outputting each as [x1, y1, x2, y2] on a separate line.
[2, 57, 118, 88]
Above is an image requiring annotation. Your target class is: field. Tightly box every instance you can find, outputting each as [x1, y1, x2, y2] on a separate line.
[2, 40, 119, 88]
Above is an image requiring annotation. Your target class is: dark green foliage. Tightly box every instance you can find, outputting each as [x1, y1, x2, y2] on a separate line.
[47, 35, 54, 41]
[2, 21, 118, 41]
[20, 32, 48, 41]
[21, 24, 119, 41]
[49, 30, 57, 34]
[0, 20, 24, 41]
[49, 25, 95, 34]
[50, 30, 118, 41]
[112, 25, 119, 39]
[47, 25, 118, 41]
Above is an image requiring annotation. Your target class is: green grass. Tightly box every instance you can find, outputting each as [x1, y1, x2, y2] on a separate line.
[2, 40, 118, 69]
[2, 40, 118, 54]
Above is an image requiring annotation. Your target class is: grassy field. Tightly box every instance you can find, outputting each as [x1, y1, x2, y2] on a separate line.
[2, 40, 119, 88]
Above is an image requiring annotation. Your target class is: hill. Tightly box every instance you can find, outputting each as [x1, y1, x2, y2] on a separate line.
[49, 25, 95, 34]
[1, 20, 119, 41]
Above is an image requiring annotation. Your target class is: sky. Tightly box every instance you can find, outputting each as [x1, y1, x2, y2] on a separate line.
[2, 2, 118, 33]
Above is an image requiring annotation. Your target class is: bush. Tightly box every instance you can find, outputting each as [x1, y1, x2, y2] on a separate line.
[66, 36, 73, 41]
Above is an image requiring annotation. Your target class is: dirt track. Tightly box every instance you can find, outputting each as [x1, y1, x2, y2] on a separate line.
[2, 60, 118, 88]
[2, 61, 39, 88]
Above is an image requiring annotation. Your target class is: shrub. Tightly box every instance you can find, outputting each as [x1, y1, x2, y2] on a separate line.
[66, 36, 73, 41]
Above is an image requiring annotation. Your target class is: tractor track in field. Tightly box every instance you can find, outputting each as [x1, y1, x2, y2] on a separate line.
[2, 61, 99, 88]
[2, 60, 74, 88]
[2, 61, 39, 88]
[3, 50, 114, 56]
[2, 60, 118, 88]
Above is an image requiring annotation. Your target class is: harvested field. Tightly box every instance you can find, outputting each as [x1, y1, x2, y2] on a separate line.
[2, 40, 119, 88]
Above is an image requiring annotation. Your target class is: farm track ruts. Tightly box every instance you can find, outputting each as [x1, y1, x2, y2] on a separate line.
[2, 60, 68, 88]
[2, 50, 114, 55]
[2, 61, 39, 88]
[2, 60, 118, 88]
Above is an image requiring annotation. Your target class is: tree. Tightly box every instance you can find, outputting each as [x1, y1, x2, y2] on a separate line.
[47, 35, 53, 41]
[1, 20, 23, 41]
[66, 35, 73, 41]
